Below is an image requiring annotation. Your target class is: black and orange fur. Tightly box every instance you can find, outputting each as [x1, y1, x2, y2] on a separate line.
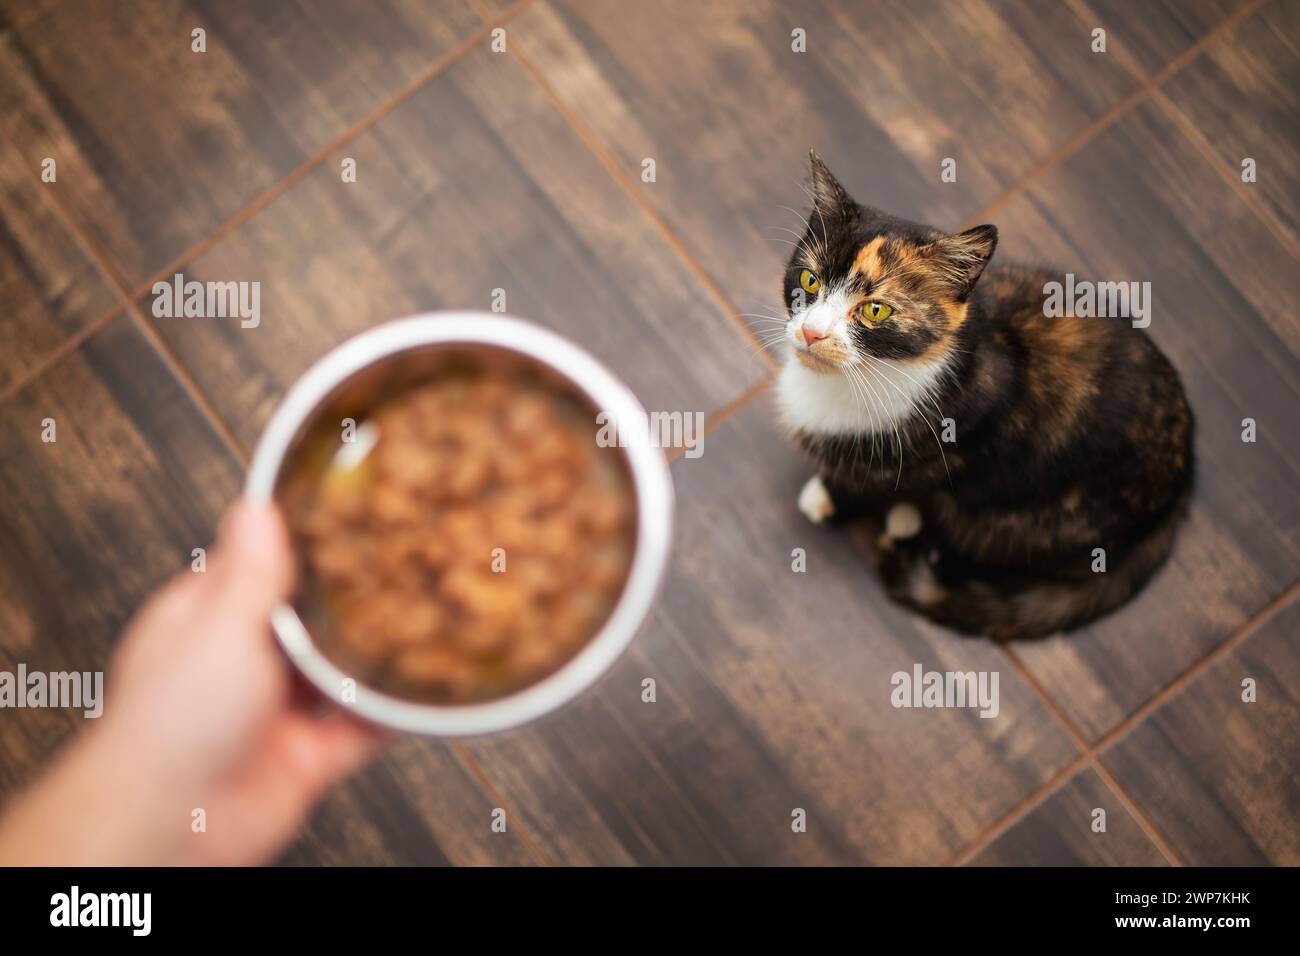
[785, 153, 1193, 640]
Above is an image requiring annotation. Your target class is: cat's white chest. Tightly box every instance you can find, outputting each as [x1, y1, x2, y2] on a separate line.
[776, 355, 949, 436]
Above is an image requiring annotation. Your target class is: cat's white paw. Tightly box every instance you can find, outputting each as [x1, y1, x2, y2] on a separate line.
[798, 475, 835, 524]
[884, 502, 923, 540]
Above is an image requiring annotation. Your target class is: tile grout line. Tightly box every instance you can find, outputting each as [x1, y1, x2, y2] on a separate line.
[1086, 761, 1184, 865]
[6, 0, 1286, 865]
[963, 0, 1267, 228]
[995, 647, 1185, 865]
[1070, 0, 1299, 265]
[0, 0, 542, 415]
[678, 368, 1197, 867]
[0, 300, 124, 406]
[948, 755, 1090, 866]
[0, 123, 251, 462]
[664, 374, 774, 464]
[596, 692, 743, 865]
[1090, 576, 1300, 755]
[636, 0, 1271, 436]
[548, 0, 1289, 865]
[707, 374, 775, 435]
[952, 579, 1300, 865]
[1150, 86, 1300, 263]
[124, 301, 251, 463]
[0, 124, 252, 461]
[1089, 758, 1187, 862]
[490, 11, 774, 366]
[996, 645, 1091, 754]
[499, 0, 1276, 866]
[450, 741, 553, 867]
[116, 0, 541, 307]
[2, 0, 1248, 411]
[946, 0, 1275, 865]
[994, 644, 1184, 866]
[5, 4, 560, 866]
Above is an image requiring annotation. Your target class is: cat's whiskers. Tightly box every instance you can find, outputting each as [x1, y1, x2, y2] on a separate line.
[860, 351, 947, 419]
[857, 366, 899, 486]
[843, 360, 891, 478]
[848, 370, 877, 476]
[809, 190, 833, 259]
[795, 181, 834, 272]
[740, 314, 791, 339]
[750, 328, 788, 347]
[859, 353, 954, 490]
[776, 203, 814, 240]
[842, 362, 882, 476]
[795, 180, 830, 243]
[863, 348, 956, 486]
[750, 329, 788, 347]
[777, 202, 825, 264]
[746, 327, 790, 367]
[857, 359, 908, 489]
[833, 362, 870, 474]
[739, 311, 792, 339]
[765, 225, 805, 242]
[833, 364, 864, 471]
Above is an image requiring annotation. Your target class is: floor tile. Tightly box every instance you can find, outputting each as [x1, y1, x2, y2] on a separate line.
[0, 0, 483, 287]
[0, 317, 528, 864]
[989, 101, 1300, 740]
[1100, 594, 1300, 864]
[281, 739, 537, 866]
[504, 0, 1139, 327]
[463, 399, 1080, 864]
[0, 316, 243, 794]
[1083, 0, 1251, 76]
[1161, 0, 1300, 251]
[139, 45, 764, 450]
[475, 0, 522, 17]
[968, 767, 1168, 865]
[3, 0, 1295, 868]
[0, 133, 119, 393]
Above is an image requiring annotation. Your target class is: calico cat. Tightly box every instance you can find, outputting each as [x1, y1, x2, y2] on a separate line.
[778, 151, 1193, 640]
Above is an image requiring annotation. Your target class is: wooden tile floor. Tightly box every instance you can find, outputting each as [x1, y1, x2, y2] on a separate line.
[0, 0, 1295, 865]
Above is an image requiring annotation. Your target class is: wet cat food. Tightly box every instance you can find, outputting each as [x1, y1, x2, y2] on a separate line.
[282, 367, 635, 704]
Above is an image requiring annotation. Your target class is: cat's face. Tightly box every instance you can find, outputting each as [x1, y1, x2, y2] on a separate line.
[783, 152, 998, 374]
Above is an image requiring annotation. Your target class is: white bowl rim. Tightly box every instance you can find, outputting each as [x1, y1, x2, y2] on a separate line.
[245, 312, 674, 736]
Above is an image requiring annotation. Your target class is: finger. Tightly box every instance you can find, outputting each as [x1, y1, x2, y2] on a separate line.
[210, 497, 296, 621]
[134, 567, 211, 629]
[275, 709, 390, 796]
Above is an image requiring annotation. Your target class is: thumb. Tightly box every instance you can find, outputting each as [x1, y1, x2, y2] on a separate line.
[211, 497, 296, 620]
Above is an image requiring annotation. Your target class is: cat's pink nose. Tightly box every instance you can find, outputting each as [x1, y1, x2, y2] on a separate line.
[801, 325, 826, 346]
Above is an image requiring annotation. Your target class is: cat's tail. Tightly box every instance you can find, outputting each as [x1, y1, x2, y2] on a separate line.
[884, 497, 1188, 641]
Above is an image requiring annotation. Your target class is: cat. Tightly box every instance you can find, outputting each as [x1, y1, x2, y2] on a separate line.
[776, 151, 1193, 640]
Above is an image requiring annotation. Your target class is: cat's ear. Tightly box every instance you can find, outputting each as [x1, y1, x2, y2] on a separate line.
[808, 149, 855, 216]
[925, 224, 998, 300]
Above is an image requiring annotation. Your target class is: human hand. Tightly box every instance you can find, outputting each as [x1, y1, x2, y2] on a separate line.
[0, 498, 385, 866]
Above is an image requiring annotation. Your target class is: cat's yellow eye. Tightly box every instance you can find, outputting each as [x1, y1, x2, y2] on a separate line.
[799, 269, 820, 294]
[858, 301, 893, 324]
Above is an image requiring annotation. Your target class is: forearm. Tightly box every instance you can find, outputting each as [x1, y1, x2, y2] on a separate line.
[0, 720, 187, 866]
